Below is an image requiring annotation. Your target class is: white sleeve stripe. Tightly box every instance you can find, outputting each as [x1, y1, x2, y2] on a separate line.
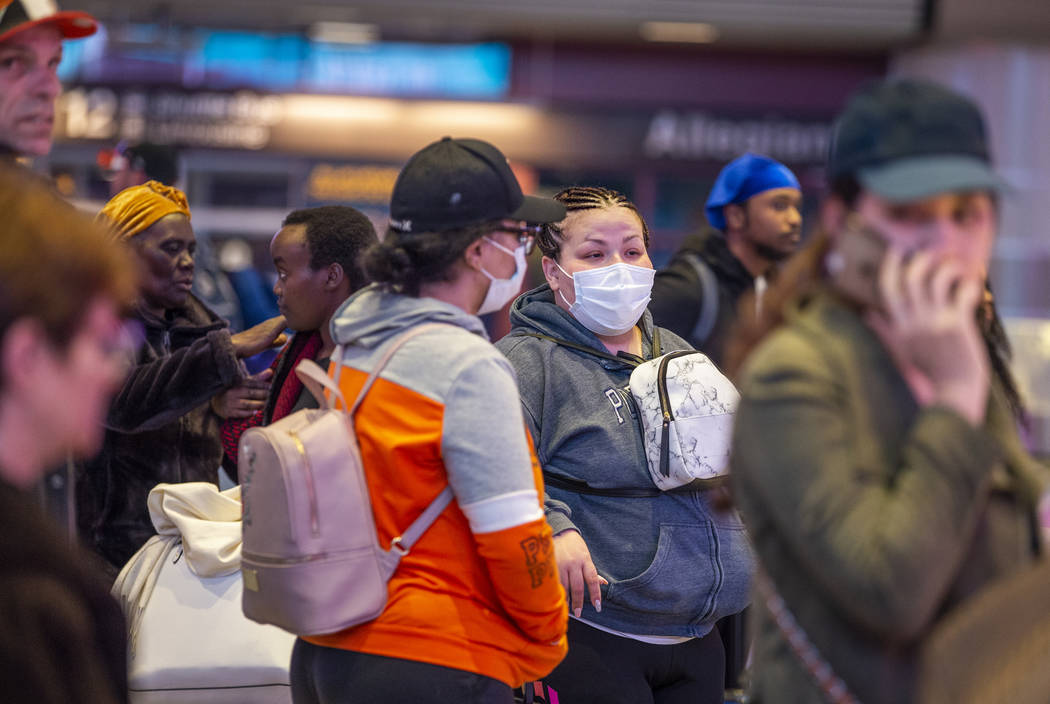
[460, 489, 543, 534]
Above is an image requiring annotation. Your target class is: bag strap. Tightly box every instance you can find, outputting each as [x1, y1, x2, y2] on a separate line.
[348, 323, 450, 417]
[754, 568, 862, 704]
[295, 323, 457, 574]
[516, 328, 676, 499]
[543, 471, 663, 498]
[295, 345, 347, 411]
[513, 326, 663, 367]
[682, 252, 720, 347]
[338, 323, 457, 577]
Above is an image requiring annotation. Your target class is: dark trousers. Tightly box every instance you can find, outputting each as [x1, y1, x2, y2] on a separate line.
[541, 619, 725, 704]
[291, 638, 514, 704]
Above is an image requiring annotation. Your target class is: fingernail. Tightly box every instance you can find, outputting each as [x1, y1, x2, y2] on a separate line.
[594, 600, 601, 613]
[573, 607, 582, 618]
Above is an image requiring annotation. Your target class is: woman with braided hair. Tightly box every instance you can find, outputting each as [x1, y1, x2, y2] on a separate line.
[77, 180, 287, 576]
[496, 186, 753, 704]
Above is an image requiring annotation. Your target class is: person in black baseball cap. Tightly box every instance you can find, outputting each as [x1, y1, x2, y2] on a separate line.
[376, 135, 565, 313]
[0, 0, 97, 158]
[289, 140, 570, 701]
[387, 136, 565, 235]
[725, 79, 1045, 704]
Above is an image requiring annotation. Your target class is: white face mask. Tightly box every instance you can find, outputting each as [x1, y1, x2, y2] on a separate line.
[477, 237, 527, 316]
[555, 261, 655, 336]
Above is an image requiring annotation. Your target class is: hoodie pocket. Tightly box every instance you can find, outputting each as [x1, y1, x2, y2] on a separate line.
[604, 522, 731, 628]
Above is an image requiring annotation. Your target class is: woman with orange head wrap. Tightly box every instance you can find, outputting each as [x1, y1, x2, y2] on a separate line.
[77, 182, 287, 575]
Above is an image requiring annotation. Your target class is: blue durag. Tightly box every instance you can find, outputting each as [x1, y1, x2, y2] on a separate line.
[704, 153, 800, 231]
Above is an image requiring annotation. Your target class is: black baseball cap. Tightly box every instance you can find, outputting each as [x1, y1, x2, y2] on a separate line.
[828, 79, 1007, 202]
[388, 137, 565, 233]
[0, 0, 97, 43]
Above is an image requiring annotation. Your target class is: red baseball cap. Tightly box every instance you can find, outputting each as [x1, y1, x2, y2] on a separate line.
[0, 0, 97, 44]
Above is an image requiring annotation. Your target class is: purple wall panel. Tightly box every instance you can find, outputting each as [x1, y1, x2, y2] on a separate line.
[511, 41, 888, 115]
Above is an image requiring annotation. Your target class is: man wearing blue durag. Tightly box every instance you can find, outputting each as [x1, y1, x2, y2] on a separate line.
[650, 153, 802, 366]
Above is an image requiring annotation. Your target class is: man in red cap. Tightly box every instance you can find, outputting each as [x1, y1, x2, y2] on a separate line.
[0, 0, 96, 159]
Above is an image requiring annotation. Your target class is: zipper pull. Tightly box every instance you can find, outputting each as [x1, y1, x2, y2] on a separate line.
[660, 417, 671, 477]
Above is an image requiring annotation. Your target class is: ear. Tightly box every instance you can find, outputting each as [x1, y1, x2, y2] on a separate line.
[323, 262, 345, 292]
[540, 255, 562, 291]
[820, 197, 849, 241]
[724, 203, 746, 231]
[1, 319, 49, 400]
[462, 237, 486, 273]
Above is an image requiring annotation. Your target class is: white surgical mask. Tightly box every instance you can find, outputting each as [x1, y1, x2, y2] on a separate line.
[556, 261, 655, 336]
[477, 237, 527, 315]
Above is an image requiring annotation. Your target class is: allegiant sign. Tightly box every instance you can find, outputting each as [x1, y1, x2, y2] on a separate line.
[644, 111, 831, 165]
[55, 87, 834, 167]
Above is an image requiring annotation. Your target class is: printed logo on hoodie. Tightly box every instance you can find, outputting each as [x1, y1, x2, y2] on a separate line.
[604, 385, 637, 424]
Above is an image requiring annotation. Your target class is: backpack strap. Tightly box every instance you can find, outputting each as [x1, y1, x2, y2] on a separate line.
[347, 323, 449, 417]
[295, 323, 458, 575]
[682, 252, 720, 347]
[340, 323, 459, 577]
[386, 486, 455, 570]
[294, 354, 348, 411]
[297, 324, 449, 413]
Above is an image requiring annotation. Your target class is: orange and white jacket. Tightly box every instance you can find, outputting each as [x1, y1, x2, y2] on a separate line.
[305, 286, 567, 687]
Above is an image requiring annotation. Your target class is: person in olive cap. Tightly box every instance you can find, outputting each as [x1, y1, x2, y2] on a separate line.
[727, 78, 1047, 704]
[650, 153, 802, 366]
[0, 0, 97, 159]
[289, 137, 569, 704]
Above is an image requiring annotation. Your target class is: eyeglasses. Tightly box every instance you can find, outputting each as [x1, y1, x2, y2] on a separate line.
[99, 318, 145, 378]
[496, 221, 543, 255]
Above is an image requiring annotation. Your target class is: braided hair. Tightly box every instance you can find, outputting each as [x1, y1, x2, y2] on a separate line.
[537, 186, 650, 259]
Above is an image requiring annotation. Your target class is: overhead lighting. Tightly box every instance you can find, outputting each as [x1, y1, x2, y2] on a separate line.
[283, 95, 401, 123]
[640, 21, 719, 44]
[310, 21, 380, 45]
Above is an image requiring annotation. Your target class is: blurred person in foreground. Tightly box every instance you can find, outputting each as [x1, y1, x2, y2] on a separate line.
[650, 153, 802, 367]
[0, 0, 96, 160]
[219, 205, 378, 478]
[496, 186, 752, 704]
[77, 180, 286, 576]
[727, 79, 1048, 704]
[291, 137, 568, 703]
[0, 166, 135, 702]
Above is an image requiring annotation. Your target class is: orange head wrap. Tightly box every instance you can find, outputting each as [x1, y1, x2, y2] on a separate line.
[97, 180, 191, 240]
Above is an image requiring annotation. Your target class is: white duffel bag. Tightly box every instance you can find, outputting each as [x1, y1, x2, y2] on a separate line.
[113, 483, 295, 704]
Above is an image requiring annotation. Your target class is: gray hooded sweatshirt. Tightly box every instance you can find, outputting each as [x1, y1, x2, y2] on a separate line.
[496, 284, 752, 638]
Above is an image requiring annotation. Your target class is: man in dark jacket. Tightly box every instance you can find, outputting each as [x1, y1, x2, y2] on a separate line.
[649, 153, 802, 367]
[219, 205, 378, 476]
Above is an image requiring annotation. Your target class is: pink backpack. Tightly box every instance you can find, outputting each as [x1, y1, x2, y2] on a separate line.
[239, 324, 453, 636]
